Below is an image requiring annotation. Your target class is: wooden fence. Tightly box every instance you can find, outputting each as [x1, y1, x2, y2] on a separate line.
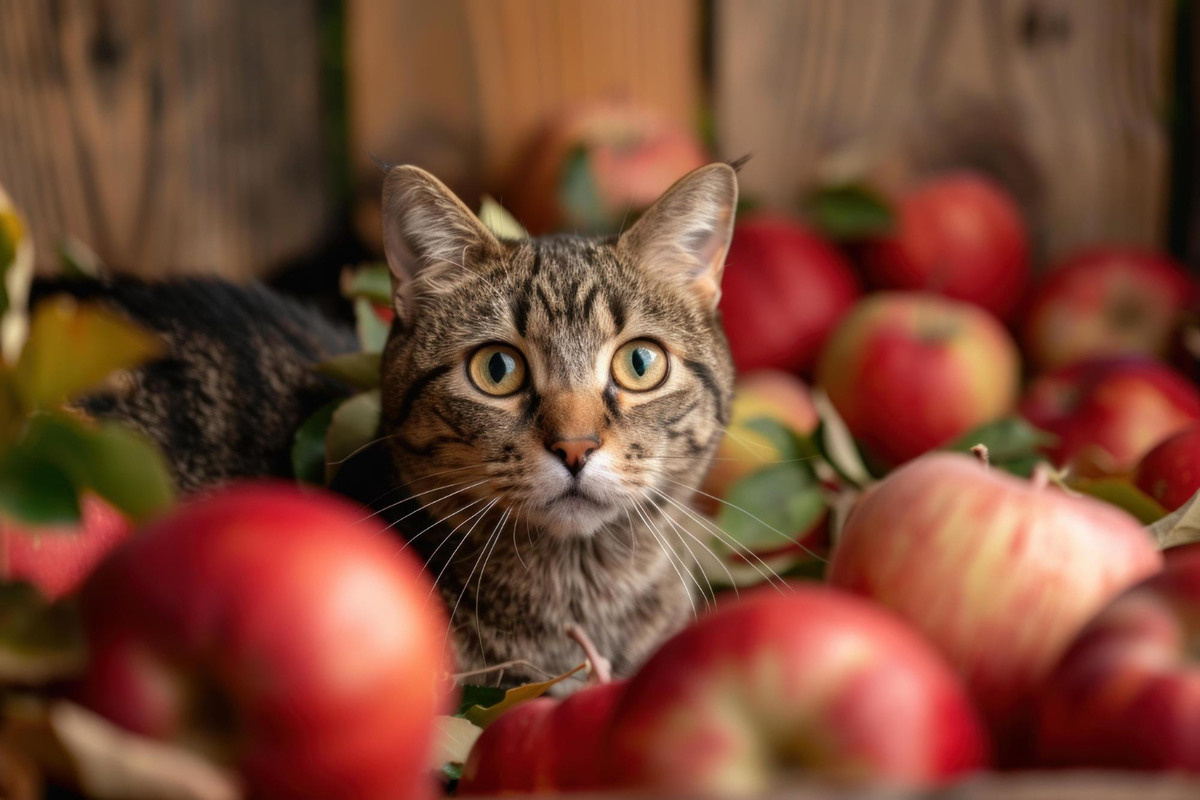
[0, 0, 1192, 278]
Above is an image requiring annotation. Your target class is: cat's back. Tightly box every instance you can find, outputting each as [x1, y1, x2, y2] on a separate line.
[35, 277, 358, 492]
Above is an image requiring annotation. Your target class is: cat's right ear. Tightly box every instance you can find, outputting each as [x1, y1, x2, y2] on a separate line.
[381, 165, 502, 325]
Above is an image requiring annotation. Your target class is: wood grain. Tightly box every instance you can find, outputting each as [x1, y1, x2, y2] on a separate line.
[347, 0, 700, 248]
[714, 0, 1175, 260]
[0, 0, 330, 278]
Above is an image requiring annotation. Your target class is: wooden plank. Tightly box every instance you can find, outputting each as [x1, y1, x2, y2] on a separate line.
[347, 0, 701, 248]
[714, 0, 1175, 260]
[0, 0, 331, 279]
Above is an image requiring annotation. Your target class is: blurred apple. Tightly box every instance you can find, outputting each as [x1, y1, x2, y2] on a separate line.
[79, 483, 452, 800]
[862, 172, 1029, 320]
[507, 103, 708, 235]
[458, 681, 625, 795]
[828, 453, 1162, 761]
[700, 370, 819, 508]
[816, 292, 1020, 467]
[1035, 542, 1200, 770]
[1020, 359, 1200, 476]
[1135, 424, 1200, 512]
[601, 586, 989, 794]
[1, 494, 131, 600]
[719, 216, 861, 373]
[1023, 248, 1196, 372]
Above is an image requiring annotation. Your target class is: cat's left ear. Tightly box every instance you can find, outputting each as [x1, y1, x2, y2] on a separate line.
[618, 163, 738, 309]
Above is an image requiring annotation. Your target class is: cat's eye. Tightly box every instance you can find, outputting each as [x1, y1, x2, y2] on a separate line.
[612, 339, 668, 392]
[468, 344, 527, 396]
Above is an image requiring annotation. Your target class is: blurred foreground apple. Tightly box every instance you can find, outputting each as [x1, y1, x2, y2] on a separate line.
[1036, 543, 1200, 770]
[1023, 248, 1196, 372]
[1020, 359, 1200, 476]
[1, 495, 131, 599]
[816, 293, 1020, 468]
[719, 216, 861, 373]
[828, 453, 1161, 761]
[507, 103, 708, 235]
[78, 483, 451, 800]
[458, 681, 625, 794]
[1136, 425, 1200, 512]
[602, 586, 989, 794]
[862, 172, 1029, 320]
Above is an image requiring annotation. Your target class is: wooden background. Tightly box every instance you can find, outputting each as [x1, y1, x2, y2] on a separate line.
[0, 0, 1192, 277]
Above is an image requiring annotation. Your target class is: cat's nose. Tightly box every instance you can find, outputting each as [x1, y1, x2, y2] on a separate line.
[547, 437, 599, 476]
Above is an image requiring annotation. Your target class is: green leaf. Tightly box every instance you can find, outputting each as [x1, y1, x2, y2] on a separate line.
[19, 413, 174, 523]
[0, 452, 80, 526]
[741, 417, 819, 463]
[1072, 477, 1168, 526]
[461, 663, 585, 728]
[313, 351, 381, 390]
[325, 389, 381, 483]
[717, 464, 825, 553]
[559, 146, 608, 233]
[456, 685, 507, 716]
[341, 263, 392, 305]
[57, 236, 105, 280]
[0, 581, 85, 684]
[354, 298, 389, 353]
[806, 183, 894, 240]
[811, 389, 875, 487]
[292, 400, 342, 486]
[15, 298, 163, 410]
[945, 417, 1056, 477]
[479, 195, 529, 240]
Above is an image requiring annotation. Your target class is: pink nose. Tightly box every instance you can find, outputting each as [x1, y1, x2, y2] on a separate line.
[549, 438, 599, 475]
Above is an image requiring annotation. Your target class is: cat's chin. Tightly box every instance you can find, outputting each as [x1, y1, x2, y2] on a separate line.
[531, 495, 620, 538]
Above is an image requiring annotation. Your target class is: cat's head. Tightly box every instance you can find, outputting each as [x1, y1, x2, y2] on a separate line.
[378, 163, 737, 538]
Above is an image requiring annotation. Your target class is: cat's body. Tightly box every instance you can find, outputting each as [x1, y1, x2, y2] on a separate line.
[57, 163, 739, 688]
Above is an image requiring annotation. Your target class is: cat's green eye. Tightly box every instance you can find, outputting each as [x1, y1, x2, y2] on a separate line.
[612, 339, 668, 392]
[468, 344, 527, 396]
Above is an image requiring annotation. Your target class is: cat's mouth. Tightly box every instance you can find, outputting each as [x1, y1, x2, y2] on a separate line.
[553, 485, 605, 508]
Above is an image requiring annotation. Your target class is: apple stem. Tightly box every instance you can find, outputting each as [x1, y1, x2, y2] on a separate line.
[970, 444, 990, 467]
[566, 624, 612, 685]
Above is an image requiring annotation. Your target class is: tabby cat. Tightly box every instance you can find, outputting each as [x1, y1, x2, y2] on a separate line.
[52, 162, 740, 688]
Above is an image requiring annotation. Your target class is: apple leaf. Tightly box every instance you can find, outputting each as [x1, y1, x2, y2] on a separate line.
[0, 582, 85, 685]
[354, 298, 389, 354]
[18, 413, 174, 524]
[2, 698, 240, 800]
[716, 464, 825, 554]
[810, 389, 875, 487]
[740, 417, 820, 463]
[1071, 477, 1168, 526]
[0, 452, 80, 526]
[324, 389, 381, 483]
[461, 663, 585, 728]
[313, 351, 381, 390]
[291, 399, 342, 486]
[806, 183, 894, 240]
[479, 195, 529, 240]
[945, 417, 1055, 477]
[1148, 489, 1200, 549]
[340, 263, 392, 305]
[14, 298, 162, 410]
[456, 685, 507, 716]
[429, 715, 482, 776]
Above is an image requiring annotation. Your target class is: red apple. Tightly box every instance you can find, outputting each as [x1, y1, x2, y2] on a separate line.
[1135, 424, 1200, 512]
[828, 453, 1162, 761]
[719, 216, 861, 373]
[507, 103, 708, 235]
[78, 483, 452, 800]
[862, 172, 1030, 320]
[459, 680, 625, 795]
[1035, 542, 1200, 770]
[1020, 359, 1200, 476]
[1023, 248, 1196, 372]
[816, 292, 1021, 467]
[1, 494, 131, 599]
[601, 586, 989, 793]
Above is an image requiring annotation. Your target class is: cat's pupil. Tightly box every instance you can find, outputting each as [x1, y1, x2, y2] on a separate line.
[488, 352, 512, 383]
[631, 348, 650, 377]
